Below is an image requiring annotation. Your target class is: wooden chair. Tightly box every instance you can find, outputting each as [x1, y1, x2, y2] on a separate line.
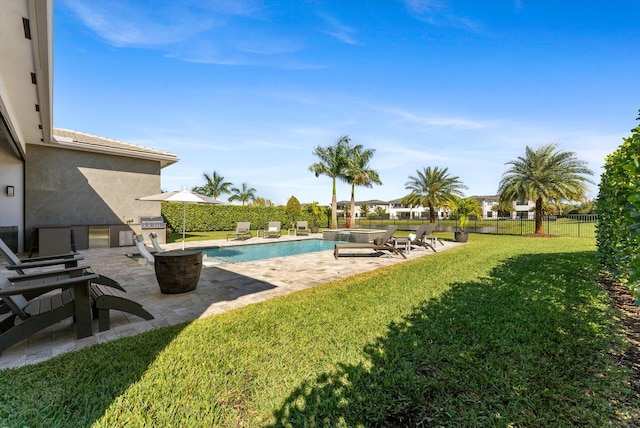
[0, 270, 98, 355]
[0, 269, 154, 355]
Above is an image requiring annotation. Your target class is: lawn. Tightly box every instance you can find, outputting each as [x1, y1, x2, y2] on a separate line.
[0, 235, 637, 426]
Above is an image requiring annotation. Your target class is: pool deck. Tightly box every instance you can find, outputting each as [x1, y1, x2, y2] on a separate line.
[0, 233, 461, 369]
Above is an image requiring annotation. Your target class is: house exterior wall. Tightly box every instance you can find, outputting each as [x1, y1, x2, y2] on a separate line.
[25, 144, 162, 238]
[0, 133, 24, 250]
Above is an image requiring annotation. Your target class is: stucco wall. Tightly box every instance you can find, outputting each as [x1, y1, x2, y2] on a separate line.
[25, 144, 162, 232]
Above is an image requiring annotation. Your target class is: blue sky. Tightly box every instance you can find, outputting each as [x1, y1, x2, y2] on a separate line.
[53, 0, 640, 205]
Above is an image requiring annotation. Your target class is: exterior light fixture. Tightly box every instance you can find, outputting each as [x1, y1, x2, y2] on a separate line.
[6, 186, 14, 197]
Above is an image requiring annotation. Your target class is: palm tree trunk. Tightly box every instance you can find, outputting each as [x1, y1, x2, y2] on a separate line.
[429, 203, 436, 223]
[331, 178, 338, 229]
[535, 197, 543, 234]
[350, 184, 356, 228]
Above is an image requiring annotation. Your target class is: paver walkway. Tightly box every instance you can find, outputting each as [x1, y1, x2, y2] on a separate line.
[0, 233, 460, 369]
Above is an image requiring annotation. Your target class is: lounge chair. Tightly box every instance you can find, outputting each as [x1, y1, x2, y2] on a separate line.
[149, 232, 165, 253]
[296, 221, 309, 236]
[0, 238, 124, 293]
[90, 283, 154, 332]
[134, 235, 155, 264]
[0, 269, 154, 354]
[422, 223, 445, 249]
[334, 226, 406, 259]
[226, 222, 252, 241]
[265, 221, 281, 238]
[0, 269, 98, 354]
[392, 223, 441, 252]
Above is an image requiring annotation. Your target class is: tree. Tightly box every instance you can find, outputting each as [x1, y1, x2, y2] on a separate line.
[498, 144, 594, 234]
[359, 204, 370, 218]
[491, 201, 515, 218]
[309, 136, 350, 229]
[192, 171, 232, 199]
[373, 206, 387, 218]
[252, 197, 275, 207]
[404, 166, 467, 223]
[285, 195, 302, 225]
[345, 144, 382, 228]
[448, 197, 482, 232]
[228, 183, 256, 206]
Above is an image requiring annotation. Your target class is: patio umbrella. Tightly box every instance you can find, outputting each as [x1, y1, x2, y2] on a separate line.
[138, 188, 224, 250]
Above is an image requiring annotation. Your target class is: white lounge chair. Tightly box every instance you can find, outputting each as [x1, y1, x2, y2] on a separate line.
[149, 232, 165, 253]
[265, 221, 282, 238]
[134, 235, 155, 264]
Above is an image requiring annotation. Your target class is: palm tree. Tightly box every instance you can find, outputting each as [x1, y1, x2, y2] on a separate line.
[228, 183, 257, 206]
[498, 144, 594, 234]
[309, 136, 350, 229]
[345, 144, 382, 228]
[192, 171, 232, 199]
[404, 166, 467, 223]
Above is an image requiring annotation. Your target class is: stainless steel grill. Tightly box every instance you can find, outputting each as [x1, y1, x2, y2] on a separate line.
[140, 217, 165, 229]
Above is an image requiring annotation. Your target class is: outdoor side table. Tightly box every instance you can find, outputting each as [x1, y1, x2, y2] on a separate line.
[154, 249, 202, 294]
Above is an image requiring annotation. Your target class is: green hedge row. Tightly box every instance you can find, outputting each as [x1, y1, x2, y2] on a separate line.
[596, 117, 640, 303]
[161, 203, 326, 232]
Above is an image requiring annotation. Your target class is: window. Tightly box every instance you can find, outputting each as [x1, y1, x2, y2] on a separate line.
[486, 211, 493, 218]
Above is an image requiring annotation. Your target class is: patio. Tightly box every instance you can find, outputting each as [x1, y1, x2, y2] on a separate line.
[0, 234, 460, 369]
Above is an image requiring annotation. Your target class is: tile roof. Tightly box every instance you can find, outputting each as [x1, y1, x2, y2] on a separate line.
[52, 128, 178, 167]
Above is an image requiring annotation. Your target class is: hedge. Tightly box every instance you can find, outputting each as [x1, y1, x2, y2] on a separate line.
[596, 115, 640, 303]
[160, 203, 323, 233]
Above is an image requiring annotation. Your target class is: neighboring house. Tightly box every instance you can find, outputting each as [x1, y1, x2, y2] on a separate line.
[388, 198, 449, 220]
[469, 195, 536, 220]
[0, 1, 178, 252]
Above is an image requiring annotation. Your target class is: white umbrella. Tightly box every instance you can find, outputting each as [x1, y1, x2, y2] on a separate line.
[138, 188, 224, 250]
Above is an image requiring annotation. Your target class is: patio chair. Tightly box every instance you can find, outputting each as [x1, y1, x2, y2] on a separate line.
[134, 235, 155, 264]
[391, 224, 433, 253]
[265, 221, 282, 238]
[296, 221, 309, 236]
[334, 226, 406, 259]
[226, 222, 252, 241]
[0, 269, 154, 354]
[0, 238, 124, 294]
[0, 269, 98, 355]
[90, 283, 154, 332]
[422, 223, 445, 250]
[148, 232, 165, 253]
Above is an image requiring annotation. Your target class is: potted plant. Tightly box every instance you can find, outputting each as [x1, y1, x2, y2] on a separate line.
[450, 197, 482, 243]
[306, 201, 327, 233]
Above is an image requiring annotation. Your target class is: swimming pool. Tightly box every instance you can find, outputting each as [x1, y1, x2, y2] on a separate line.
[202, 239, 336, 264]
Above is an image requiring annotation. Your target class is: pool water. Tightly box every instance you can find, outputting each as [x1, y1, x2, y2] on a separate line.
[202, 239, 336, 264]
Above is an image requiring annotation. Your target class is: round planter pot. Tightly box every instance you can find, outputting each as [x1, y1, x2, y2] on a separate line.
[454, 231, 469, 243]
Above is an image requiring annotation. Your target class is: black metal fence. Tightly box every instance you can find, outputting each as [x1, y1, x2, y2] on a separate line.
[354, 214, 597, 238]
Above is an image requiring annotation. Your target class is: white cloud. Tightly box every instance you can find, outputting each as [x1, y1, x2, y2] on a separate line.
[399, 0, 484, 33]
[318, 14, 359, 45]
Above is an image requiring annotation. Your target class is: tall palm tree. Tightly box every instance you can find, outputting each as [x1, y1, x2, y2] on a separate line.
[192, 171, 232, 199]
[228, 183, 257, 206]
[498, 144, 594, 234]
[345, 144, 382, 228]
[309, 136, 350, 229]
[404, 166, 467, 223]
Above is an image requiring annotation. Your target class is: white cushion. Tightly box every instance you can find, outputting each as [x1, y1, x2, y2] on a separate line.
[268, 226, 278, 232]
[408, 233, 416, 241]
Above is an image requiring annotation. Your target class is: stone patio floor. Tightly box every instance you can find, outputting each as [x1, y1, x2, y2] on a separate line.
[0, 233, 461, 369]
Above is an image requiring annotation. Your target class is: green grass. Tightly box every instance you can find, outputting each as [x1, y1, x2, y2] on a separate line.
[0, 235, 637, 426]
